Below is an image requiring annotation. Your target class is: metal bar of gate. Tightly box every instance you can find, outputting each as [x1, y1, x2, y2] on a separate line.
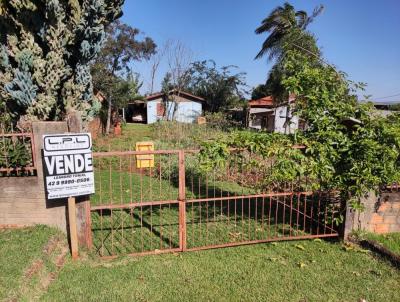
[178, 150, 187, 251]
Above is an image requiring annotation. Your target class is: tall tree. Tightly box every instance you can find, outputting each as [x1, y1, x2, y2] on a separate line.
[255, 3, 324, 102]
[92, 20, 156, 133]
[0, 0, 124, 126]
[255, 2, 324, 61]
[186, 60, 247, 112]
[159, 40, 194, 120]
[251, 84, 269, 100]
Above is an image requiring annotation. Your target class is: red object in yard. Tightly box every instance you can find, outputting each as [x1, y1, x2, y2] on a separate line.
[114, 122, 122, 136]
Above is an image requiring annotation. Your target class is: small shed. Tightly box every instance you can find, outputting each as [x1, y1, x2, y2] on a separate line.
[145, 90, 205, 124]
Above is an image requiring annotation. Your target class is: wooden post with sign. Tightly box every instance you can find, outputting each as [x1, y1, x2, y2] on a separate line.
[68, 197, 79, 259]
[43, 133, 95, 260]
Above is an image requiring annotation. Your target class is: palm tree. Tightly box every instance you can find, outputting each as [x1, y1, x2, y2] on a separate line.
[255, 2, 324, 61]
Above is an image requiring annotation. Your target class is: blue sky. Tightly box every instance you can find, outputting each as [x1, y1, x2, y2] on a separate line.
[121, 0, 400, 102]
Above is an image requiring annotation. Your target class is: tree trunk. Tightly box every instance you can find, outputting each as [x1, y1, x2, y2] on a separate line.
[106, 96, 112, 134]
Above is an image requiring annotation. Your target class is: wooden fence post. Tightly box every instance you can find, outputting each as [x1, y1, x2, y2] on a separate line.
[178, 150, 187, 251]
[67, 112, 92, 250]
[68, 197, 79, 259]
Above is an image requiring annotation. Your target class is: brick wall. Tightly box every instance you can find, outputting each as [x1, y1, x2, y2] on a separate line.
[370, 192, 400, 233]
[344, 191, 400, 238]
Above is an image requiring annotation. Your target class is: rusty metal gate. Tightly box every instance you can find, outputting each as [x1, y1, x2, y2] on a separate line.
[90, 149, 340, 258]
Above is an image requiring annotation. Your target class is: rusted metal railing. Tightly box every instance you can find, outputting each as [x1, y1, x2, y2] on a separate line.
[90, 148, 341, 258]
[90, 150, 181, 257]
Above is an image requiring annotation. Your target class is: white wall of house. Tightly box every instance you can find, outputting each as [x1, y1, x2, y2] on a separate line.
[249, 105, 299, 133]
[147, 98, 202, 124]
[274, 105, 299, 134]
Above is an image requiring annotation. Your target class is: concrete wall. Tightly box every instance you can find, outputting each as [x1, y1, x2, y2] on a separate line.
[0, 122, 68, 232]
[344, 191, 400, 238]
[147, 98, 202, 124]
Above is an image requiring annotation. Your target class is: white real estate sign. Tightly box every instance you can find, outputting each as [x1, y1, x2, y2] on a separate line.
[43, 133, 95, 199]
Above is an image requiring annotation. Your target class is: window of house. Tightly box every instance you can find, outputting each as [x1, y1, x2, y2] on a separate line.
[157, 102, 165, 117]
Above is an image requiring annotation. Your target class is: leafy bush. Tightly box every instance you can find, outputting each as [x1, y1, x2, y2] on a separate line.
[0, 136, 33, 174]
[203, 112, 242, 131]
[152, 121, 228, 150]
[198, 47, 400, 210]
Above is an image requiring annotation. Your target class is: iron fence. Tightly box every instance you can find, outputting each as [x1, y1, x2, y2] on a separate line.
[89, 149, 341, 258]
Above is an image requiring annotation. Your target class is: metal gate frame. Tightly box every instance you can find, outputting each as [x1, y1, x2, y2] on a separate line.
[90, 149, 340, 258]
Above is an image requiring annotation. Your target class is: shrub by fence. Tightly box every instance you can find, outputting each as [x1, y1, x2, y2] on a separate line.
[0, 130, 36, 176]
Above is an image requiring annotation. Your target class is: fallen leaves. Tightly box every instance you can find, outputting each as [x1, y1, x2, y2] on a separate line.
[295, 244, 306, 251]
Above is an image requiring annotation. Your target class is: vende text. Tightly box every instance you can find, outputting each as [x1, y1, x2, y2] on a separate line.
[44, 153, 93, 175]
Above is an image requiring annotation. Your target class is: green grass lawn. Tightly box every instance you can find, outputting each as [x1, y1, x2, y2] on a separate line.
[69, 123, 400, 301]
[42, 239, 400, 302]
[0, 225, 58, 300]
[2, 226, 399, 301]
[94, 124, 155, 152]
[361, 232, 400, 255]
[94, 122, 229, 152]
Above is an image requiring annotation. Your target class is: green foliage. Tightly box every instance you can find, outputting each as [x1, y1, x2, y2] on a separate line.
[198, 140, 230, 172]
[255, 2, 323, 101]
[198, 130, 315, 190]
[0, 137, 31, 169]
[188, 60, 247, 112]
[251, 84, 269, 100]
[201, 4, 400, 209]
[97, 72, 143, 117]
[0, 0, 124, 124]
[280, 47, 400, 203]
[255, 2, 323, 61]
[92, 20, 156, 132]
[152, 121, 228, 150]
[203, 112, 242, 131]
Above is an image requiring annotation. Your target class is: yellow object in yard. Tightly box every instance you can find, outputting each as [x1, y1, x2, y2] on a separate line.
[136, 141, 155, 168]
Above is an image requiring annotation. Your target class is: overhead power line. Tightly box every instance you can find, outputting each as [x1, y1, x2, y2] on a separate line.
[372, 93, 400, 100]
